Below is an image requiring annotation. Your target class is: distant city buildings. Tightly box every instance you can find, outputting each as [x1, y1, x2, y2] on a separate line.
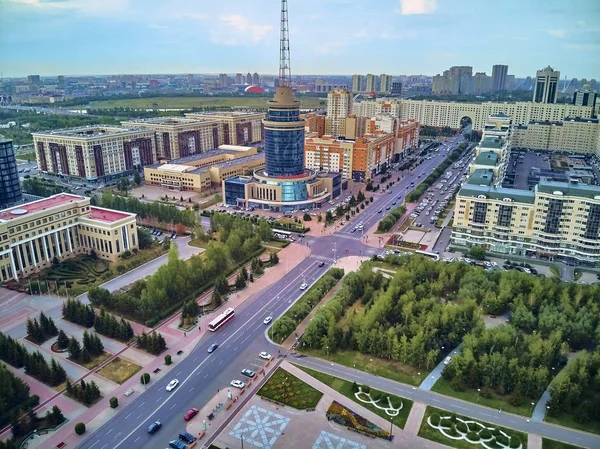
[433, 65, 512, 95]
[391, 82, 402, 96]
[0, 139, 22, 209]
[492, 65, 508, 92]
[235, 73, 243, 84]
[572, 84, 597, 109]
[512, 117, 599, 154]
[533, 66, 560, 104]
[365, 74, 377, 92]
[379, 74, 392, 93]
[351, 74, 363, 92]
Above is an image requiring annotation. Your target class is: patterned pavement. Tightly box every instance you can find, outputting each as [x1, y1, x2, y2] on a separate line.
[229, 405, 290, 449]
[312, 430, 366, 449]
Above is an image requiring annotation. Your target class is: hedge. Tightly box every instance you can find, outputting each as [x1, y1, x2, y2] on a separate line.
[140, 373, 150, 384]
[377, 205, 407, 232]
[74, 422, 86, 435]
[109, 397, 118, 408]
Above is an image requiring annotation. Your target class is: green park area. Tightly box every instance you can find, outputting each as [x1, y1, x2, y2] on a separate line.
[297, 365, 413, 428]
[88, 95, 325, 110]
[418, 405, 528, 449]
[542, 438, 585, 449]
[297, 253, 600, 433]
[258, 368, 323, 410]
[97, 358, 142, 384]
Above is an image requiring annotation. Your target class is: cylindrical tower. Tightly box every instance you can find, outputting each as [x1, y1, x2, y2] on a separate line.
[0, 139, 23, 208]
[263, 86, 305, 177]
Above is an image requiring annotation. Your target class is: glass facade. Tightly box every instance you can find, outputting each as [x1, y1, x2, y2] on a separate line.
[279, 180, 309, 202]
[224, 179, 248, 206]
[263, 128, 304, 177]
[0, 139, 23, 208]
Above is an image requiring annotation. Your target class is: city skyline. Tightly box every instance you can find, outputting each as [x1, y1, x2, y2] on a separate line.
[2, 0, 599, 79]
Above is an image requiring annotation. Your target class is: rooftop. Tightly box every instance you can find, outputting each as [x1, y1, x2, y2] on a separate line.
[122, 116, 217, 126]
[467, 169, 494, 186]
[0, 193, 86, 222]
[156, 164, 198, 173]
[186, 111, 265, 118]
[480, 136, 503, 149]
[88, 206, 134, 223]
[31, 125, 151, 139]
[474, 152, 499, 166]
[458, 184, 536, 204]
[212, 154, 264, 170]
[537, 180, 600, 200]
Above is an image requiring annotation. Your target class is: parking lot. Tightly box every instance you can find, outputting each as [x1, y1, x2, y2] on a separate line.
[410, 145, 476, 228]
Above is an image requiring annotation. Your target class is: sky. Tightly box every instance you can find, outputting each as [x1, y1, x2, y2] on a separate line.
[1, 0, 599, 79]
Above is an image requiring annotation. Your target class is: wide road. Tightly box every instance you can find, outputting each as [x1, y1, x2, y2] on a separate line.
[77, 137, 463, 449]
[291, 354, 600, 449]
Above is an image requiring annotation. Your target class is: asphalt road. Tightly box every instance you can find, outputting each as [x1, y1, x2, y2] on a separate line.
[82, 133, 585, 449]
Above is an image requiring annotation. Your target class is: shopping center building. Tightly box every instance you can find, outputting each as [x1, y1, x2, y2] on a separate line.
[0, 194, 138, 282]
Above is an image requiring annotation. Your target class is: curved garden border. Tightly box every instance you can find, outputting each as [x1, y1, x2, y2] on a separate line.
[354, 386, 403, 417]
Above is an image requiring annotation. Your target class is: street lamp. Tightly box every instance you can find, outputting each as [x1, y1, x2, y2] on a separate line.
[545, 406, 550, 419]
[326, 346, 329, 356]
[529, 401, 535, 416]
[389, 416, 394, 439]
[477, 388, 481, 403]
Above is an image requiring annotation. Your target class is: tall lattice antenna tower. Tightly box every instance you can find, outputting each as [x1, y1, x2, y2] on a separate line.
[279, 0, 292, 87]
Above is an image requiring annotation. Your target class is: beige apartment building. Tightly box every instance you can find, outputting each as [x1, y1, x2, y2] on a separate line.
[326, 88, 353, 136]
[352, 99, 594, 131]
[511, 117, 600, 155]
[0, 194, 138, 282]
[185, 111, 264, 146]
[451, 180, 600, 264]
[32, 126, 156, 180]
[121, 116, 220, 159]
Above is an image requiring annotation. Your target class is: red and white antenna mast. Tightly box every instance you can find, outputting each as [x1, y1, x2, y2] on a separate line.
[279, 0, 292, 88]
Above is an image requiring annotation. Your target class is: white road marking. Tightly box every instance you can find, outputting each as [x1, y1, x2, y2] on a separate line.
[204, 373, 209, 379]
[125, 413, 132, 419]
[189, 387, 194, 392]
[106, 429, 113, 435]
[176, 371, 181, 376]
[218, 359, 224, 365]
[156, 396, 163, 403]
[100, 445, 107, 449]
[171, 404, 177, 410]
[88, 442, 99, 449]
[115, 432, 121, 439]
[133, 437, 140, 443]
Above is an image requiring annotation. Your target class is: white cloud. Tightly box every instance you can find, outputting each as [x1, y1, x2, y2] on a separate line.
[209, 15, 273, 46]
[7, 0, 128, 14]
[399, 0, 437, 15]
[546, 29, 567, 38]
[564, 43, 600, 51]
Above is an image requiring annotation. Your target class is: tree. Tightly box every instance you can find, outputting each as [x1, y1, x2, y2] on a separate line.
[164, 354, 172, 365]
[325, 211, 333, 222]
[74, 422, 86, 435]
[137, 228, 153, 249]
[303, 212, 311, 221]
[133, 170, 141, 186]
[357, 190, 365, 202]
[235, 273, 246, 290]
[212, 289, 222, 307]
[109, 397, 119, 408]
[467, 246, 486, 260]
[117, 177, 130, 194]
[67, 337, 81, 359]
[162, 236, 171, 250]
[140, 373, 151, 385]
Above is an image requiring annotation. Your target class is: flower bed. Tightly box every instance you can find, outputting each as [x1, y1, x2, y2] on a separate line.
[326, 401, 391, 440]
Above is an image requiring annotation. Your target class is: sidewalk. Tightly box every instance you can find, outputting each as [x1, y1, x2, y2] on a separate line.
[17, 243, 307, 448]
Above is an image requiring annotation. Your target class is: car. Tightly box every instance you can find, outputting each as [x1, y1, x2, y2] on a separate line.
[230, 380, 246, 389]
[179, 431, 197, 443]
[386, 206, 390, 210]
[300, 282, 308, 290]
[166, 379, 179, 392]
[208, 343, 219, 353]
[147, 420, 162, 434]
[241, 369, 255, 378]
[378, 209, 383, 213]
[444, 356, 452, 365]
[259, 352, 271, 360]
[392, 201, 396, 205]
[263, 316, 273, 325]
[169, 440, 186, 449]
[318, 261, 325, 267]
[184, 408, 199, 421]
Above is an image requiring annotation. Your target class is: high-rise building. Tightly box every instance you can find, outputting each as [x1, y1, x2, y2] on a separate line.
[219, 74, 229, 88]
[573, 84, 597, 109]
[27, 75, 40, 85]
[379, 74, 392, 93]
[432, 66, 473, 95]
[246, 72, 252, 84]
[235, 73, 243, 84]
[473, 72, 493, 95]
[57, 75, 65, 89]
[533, 66, 560, 104]
[326, 88, 353, 137]
[365, 74, 377, 92]
[491, 65, 508, 92]
[351, 74, 363, 92]
[391, 82, 402, 96]
[252, 73, 260, 85]
[0, 139, 22, 208]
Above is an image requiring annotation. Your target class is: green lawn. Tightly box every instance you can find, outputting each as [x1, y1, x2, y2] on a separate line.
[431, 377, 533, 417]
[545, 410, 600, 436]
[257, 367, 323, 410]
[88, 96, 325, 110]
[542, 438, 585, 449]
[296, 365, 413, 429]
[298, 347, 426, 386]
[418, 405, 528, 449]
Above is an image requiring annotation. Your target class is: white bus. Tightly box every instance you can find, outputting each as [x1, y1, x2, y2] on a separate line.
[415, 250, 440, 261]
[208, 307, 235, 332]
[272, 229, 292, 239]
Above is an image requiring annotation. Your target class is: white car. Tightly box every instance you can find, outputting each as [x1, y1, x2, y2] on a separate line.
[300, 283, 308, 290]
[166, 379, 179, 392]
[230, 380, 245, 389]
[263, 316, 273, 325]
[259, 352, 271, 360]
[444, 356, 452, 365]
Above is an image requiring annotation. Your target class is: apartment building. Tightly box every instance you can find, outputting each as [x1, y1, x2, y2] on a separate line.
[365, 74, 377, 92]
[365, 117, 420, 154]
[121, 116, 220, 159]
[326, 88, 353, 137]
[352, 98, 402, 118]
[533, 66, 560, 104]
[452, 180, 600, 264]
[351, 74, 363, 92]
[185, 111, 264, 146]
[304, 132, 395, 181]
[32, 126, 156, 180]
[304, 113, 326, 137]
[511, 117, 600, 155]
[0, 194, 138, 282]
[379, 74, 392, 93]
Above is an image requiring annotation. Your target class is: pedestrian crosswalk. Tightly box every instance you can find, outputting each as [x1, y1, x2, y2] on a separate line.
[335, 233, 363, 242]
[309, 254, 336, 263]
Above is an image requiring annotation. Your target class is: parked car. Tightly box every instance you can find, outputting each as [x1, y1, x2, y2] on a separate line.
[179, 431, 197, 444]
[230, 380, 245, 389]
[241, 369, 255, 378]
[259, 352, 271, 360]
[184, 408, 199, 421]
[169, 440, 186, 449]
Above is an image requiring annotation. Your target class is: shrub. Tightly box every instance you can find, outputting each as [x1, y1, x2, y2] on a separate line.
[439, 418, 452, 428]
[480, 387, 493, 399]
[361, 385, 370, 394]
[116, 265, 127, 274]
[508, 390, 522, 406]
[509, 437, 521, 448]
[164, 355, 172, 365]
[109, 397, 118, 408]
[480, 428, 492, 440]
[496, 434, 509, 446]
[74, 422, 86, 435]
[429, 413, 441, 426]
[140, 373, 150, 384]
[370, 391, 382, 402]
[466, 431, 480, 441]
[352, 381, 358, 393]
[456, 421, 468, 433]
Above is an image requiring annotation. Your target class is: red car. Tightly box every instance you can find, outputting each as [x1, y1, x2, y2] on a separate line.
[184, 408, 199, 421]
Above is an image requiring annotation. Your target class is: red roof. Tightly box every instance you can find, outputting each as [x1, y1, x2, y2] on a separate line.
[89, 207, 132, 223]
[245, 85, 265, 93]
[0, 194, 85, 222]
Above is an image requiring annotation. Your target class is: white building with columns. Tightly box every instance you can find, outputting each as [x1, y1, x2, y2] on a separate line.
[0, 193, 137, 282]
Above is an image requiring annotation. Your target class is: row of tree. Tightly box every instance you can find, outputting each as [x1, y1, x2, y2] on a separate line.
[136, 332, 167, 355]
[68, 331, 105, 364]
[22, 178, 67, 198]
[8, 405, 65, 444]
[0, 363, 31, 420]
[25, 311, 58, 344]
[24, 351, 67, 387]
[100, 192, 196, 226]
[62, 298, 95, 328]
[377, 205, 407, 232]
[94, 308, 134, 342]
[0, 332, 29, 368]
[66, 379, 102, 405]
